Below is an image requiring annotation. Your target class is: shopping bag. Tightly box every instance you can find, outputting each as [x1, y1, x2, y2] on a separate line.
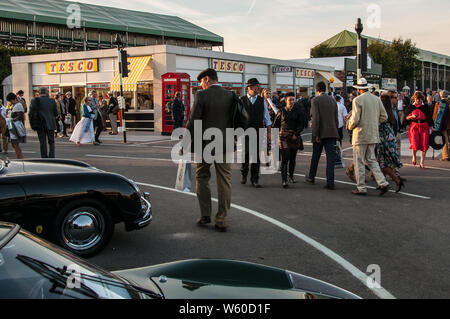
[334, 142, 345, 168]
[64, 114, 72, 125]
[175, 160, 192, 192]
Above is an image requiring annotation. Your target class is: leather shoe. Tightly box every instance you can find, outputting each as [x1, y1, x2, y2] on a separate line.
[251, 181, 262, 188]
[196, 216, 211, 226]
[214, 224, 227, 232]
[352, 189, 367, 196]
[379, 185, 389, 196]
[324, 184, 335, 190]
[241, 176, 247, 185]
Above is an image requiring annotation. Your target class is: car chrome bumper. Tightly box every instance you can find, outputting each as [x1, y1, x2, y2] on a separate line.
[128, 192, 152, 230]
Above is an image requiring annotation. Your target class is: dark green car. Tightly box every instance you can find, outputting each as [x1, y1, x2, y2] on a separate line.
[0, 222, 360, 299]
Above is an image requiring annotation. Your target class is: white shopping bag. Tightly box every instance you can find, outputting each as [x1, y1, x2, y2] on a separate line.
[334, 142, 345, 168]
[175, 160, 192, 192]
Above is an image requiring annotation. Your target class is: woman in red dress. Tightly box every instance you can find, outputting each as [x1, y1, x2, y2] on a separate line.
[405, 91, 434, 169]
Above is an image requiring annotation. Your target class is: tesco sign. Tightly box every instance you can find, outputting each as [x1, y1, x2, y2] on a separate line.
[212, 59, 245, 73]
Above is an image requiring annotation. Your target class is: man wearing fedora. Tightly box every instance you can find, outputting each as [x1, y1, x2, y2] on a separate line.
[346, 78, 390, 196]
[186, 68, 234, 232]
[240, 78, 272, 188]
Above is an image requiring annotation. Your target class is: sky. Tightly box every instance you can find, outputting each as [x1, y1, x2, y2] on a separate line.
[75, 0, 450, 60]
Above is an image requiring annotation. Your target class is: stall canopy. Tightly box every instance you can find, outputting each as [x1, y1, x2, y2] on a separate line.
[111, 56, 152, 92]
[317, 71, 343, 88]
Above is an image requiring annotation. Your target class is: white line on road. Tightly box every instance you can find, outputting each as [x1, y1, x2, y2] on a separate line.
[136, 181, 396, 299]
[87, 154, 432, 199]
[85, 154, 174, 162]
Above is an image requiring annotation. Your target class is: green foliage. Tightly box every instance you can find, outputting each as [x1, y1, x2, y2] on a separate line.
[0, 46, 56, 98]
[368, 38, 421, 90]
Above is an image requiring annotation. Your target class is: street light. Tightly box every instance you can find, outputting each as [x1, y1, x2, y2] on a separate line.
[355, 18, 363, 82]
[115, 33, 127, 143]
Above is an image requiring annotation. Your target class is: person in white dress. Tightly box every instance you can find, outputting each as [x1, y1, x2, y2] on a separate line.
[69, 97, 95, 145]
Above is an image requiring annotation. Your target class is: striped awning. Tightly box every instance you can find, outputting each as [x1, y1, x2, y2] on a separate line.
[110, 56, 152, 92]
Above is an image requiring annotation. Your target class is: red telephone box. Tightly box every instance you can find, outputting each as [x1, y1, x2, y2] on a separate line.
[161, 72, 191, 134]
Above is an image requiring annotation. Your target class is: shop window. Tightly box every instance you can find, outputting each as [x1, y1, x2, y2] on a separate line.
[136, 83, 154, 111]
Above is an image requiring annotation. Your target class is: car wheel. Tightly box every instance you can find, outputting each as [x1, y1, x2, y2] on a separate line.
[54, 199, 114, 258]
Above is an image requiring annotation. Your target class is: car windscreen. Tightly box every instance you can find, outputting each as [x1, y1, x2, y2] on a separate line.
[0, 231, 143, 299]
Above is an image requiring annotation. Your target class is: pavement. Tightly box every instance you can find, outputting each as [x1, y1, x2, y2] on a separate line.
[24, 128, 171, 144]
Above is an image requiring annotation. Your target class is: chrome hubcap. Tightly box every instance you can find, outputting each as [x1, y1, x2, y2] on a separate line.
[62, 208, 105, 251]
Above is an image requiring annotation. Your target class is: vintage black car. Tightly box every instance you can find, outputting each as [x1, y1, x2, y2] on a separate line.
[0, 222, 360, 299]
[0, 158, 152, 257]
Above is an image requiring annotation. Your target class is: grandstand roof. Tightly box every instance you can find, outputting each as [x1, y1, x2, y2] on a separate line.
[0, 0, 223, 44]
[319, 30, 450, 67]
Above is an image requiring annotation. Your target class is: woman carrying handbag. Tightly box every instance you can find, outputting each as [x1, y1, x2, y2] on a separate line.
[5, 93, 26, 159]
[272, 93, 305, 188]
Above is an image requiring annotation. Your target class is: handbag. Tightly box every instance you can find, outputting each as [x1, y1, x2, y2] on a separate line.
[175, 160, 192, 192]
[232, 92, 249, 129]
[13, 120, 26, 138]
[65, 114, 72, 125]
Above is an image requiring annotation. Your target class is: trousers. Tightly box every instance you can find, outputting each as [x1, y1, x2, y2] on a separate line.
[281, 148, 298, 182]
[309, 138, 336, 186]
[353, 143, 389, 192]
[196, 161, 232, 227]
[37, 129, 55, 158]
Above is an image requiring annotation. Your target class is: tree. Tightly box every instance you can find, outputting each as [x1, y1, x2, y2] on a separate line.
[0, 46, 56, 98]
[368, 40, 397, 78]
[368, 38, 421, 90]
[391, 38, 421, 89]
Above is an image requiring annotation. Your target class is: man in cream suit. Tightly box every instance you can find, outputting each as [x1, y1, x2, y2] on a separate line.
[346, 78, 390, 196]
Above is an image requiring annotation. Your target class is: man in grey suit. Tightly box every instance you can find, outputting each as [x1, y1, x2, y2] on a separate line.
[306, 82, 340, 189]
[30, 87, 58, 158]
[186, 68, 234, 232]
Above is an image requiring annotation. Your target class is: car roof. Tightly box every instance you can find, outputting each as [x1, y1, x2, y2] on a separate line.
[0, 222, 20, 249]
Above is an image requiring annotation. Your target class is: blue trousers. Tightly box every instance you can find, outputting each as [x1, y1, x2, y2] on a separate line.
[308, 138, 336, 185]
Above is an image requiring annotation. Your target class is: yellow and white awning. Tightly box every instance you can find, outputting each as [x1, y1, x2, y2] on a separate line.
[110, 56, 152, 92]
[317, 71, 343, 88]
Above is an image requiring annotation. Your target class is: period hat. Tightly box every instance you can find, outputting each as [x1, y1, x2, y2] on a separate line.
[353, 78, 372, 90]
[246, 78, 260, 87]
[197, 68, 217, 82]
[429, 130, 445, 150]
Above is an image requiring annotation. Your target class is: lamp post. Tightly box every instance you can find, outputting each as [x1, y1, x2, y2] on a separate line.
[355, 18, 364, 82]
[115, 34, 127, 143]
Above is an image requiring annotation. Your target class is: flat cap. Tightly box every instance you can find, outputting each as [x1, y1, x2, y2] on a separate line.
[197, 68, 217, 82]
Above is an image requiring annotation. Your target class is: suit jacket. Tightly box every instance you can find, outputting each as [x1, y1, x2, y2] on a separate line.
[347, 91, 388, 146]
[310, 93, 339, 140]
[186, 85, 234, 155]
[30, 96, 58, 131]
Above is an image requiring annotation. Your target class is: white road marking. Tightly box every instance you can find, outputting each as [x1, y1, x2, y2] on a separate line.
[136, 181, 396, 299]
[291, 173, 431, 200]
[85, 154, 174, 162]
[87, 154, 432, 199]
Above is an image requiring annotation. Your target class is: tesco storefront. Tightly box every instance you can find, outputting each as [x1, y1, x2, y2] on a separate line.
[11, 45, 335, 133]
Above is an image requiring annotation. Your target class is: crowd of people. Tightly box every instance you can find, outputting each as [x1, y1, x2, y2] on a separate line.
[186, 67, 449, 232]
[0, 89, 122, 159]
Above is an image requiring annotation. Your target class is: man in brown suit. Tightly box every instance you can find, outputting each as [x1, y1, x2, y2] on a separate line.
[186, 68, 234, 232]
[306, 82, 340, 189]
